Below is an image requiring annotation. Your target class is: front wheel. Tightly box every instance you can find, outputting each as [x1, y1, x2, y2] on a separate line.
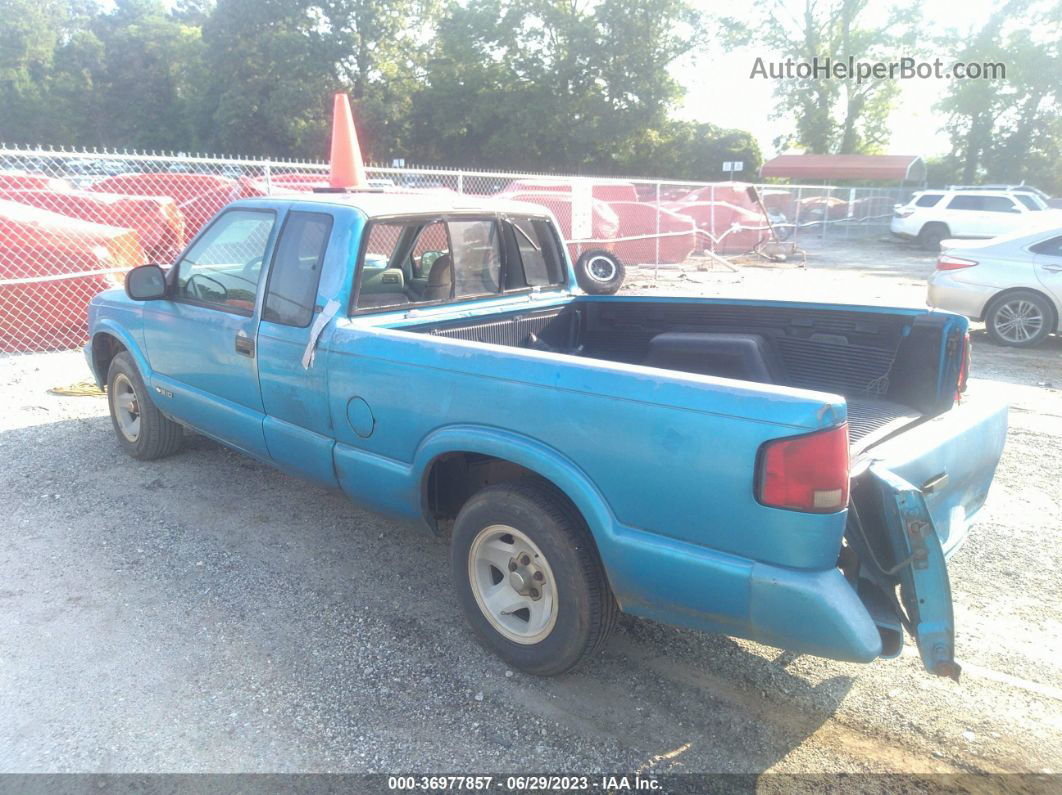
[574, 250, 625, 294]
[107, 352, 183, 460]
[985, 291, 1054, 347]
[450, 481, 617, 676]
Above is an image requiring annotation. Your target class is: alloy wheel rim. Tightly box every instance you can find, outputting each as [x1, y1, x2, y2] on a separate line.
[468, 524, 558, 644]
[994, 299, 1043, 343]
[112, 373, 141, 442]
[585, 256, 617, 283]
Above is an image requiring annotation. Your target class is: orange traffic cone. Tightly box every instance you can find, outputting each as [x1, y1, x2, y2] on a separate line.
[328, 93, 367, 190]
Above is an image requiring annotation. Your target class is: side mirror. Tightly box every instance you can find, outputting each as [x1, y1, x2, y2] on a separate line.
[125, 264, 168, 301]
[746, 185, 760, 204]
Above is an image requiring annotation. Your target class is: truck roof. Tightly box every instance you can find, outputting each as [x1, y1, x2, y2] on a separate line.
[235, 190, 556, 220]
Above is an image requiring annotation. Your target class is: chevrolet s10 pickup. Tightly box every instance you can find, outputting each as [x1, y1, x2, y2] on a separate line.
[86, 189, 1007, 679]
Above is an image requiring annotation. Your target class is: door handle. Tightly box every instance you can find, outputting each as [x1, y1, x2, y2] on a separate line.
[235, 335, 255, 358]
[1043, 264, 1062, 273]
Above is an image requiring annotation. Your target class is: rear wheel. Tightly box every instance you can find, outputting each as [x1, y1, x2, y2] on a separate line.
[917, 223, 949, 252]
[574, 250, 625, 294]
[450, 480, 617, 676]
[985, 291, 1054, 347]
[107, 352, 183, 460]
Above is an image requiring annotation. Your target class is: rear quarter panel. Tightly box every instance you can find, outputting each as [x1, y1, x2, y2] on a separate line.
[323, 322, 850, 570]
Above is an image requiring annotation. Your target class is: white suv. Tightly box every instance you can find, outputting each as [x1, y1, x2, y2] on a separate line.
[891, 187, 1058, 251]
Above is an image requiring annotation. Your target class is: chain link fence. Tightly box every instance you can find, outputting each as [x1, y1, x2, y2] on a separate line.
[0, 146, 915, 353]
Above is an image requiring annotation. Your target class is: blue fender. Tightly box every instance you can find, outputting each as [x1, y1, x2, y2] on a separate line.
[87, 319, 153, 387]
[412, 424, 620, 564]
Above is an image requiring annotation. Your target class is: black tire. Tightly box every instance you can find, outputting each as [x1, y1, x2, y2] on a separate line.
[450, 480, 618, 676]
[574, 249, 625, 294]
[917, 223, 950, 252]
[984, 290, 1055, 348]
[106, 352, 183, 460]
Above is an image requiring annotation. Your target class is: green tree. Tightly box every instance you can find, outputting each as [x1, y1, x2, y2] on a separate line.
[90, 0, 205, 149]
[406, 0, 702, 172]
[0, 0, 769, 182]
[3, 0, 207, 150]
[197, 0, 340, 157]
[937, 1, 1061, 191]
[318, 0, 440, 161]
[0, 0, 70, 142]
[730, 0, 921, 154]
[618, 120, 763, 181]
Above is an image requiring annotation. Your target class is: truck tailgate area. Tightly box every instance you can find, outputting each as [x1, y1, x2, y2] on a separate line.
[847, 397, 924, 452]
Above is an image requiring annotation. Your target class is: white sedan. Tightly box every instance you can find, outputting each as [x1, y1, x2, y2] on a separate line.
[928, 225, 1062, 347]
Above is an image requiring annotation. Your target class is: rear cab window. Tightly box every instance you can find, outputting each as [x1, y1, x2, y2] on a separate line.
[353, 214, 566, 313]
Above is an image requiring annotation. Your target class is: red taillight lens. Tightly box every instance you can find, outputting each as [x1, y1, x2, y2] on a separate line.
[758, 424, 850, 513]
[957, 332, 971, 400]
[936, 254, 978, 270]
[894, 208, 915, 218]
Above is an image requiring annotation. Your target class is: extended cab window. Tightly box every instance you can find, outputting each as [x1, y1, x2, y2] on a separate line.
[354, 215, 565, 312]
[450, 220, 501, 296]
[356, 217, 507, 311]
[263, 211, 332, 327]
[175, 209, 275, 314]
[356, 220, 444, 309]
[509, 218, 564, 287]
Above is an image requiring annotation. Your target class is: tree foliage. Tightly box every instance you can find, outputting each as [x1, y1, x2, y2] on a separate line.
[935, 0, 1061, 190]
[0, 0, 1058, 190]
[403, 0, 710, 174]
[729, 0, 920, 155]
[0, 0, 762, 178]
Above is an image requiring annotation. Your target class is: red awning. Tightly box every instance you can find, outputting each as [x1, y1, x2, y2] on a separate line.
[760, 154, 925, 182]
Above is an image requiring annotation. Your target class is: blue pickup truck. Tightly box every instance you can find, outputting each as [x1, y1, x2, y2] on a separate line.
[86, 191, 1007, 679]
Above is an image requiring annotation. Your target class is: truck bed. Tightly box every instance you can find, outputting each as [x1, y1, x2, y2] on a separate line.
[404, 297, 944, 452]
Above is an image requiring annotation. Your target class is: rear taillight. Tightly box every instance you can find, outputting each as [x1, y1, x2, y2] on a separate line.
[894, 208, 915, 218]
[936, 254, 978, 270]
[957, 332, 971, 401]
[757, 424, 850, 513]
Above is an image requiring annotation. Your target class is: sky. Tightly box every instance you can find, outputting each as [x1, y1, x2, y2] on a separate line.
[675, 0, 1001, 158]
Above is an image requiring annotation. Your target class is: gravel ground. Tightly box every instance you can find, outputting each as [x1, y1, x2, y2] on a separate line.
[1, 236, 1060, 776]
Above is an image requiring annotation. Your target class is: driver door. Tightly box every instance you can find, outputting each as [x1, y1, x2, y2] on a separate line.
[142, 208, 279, 458]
